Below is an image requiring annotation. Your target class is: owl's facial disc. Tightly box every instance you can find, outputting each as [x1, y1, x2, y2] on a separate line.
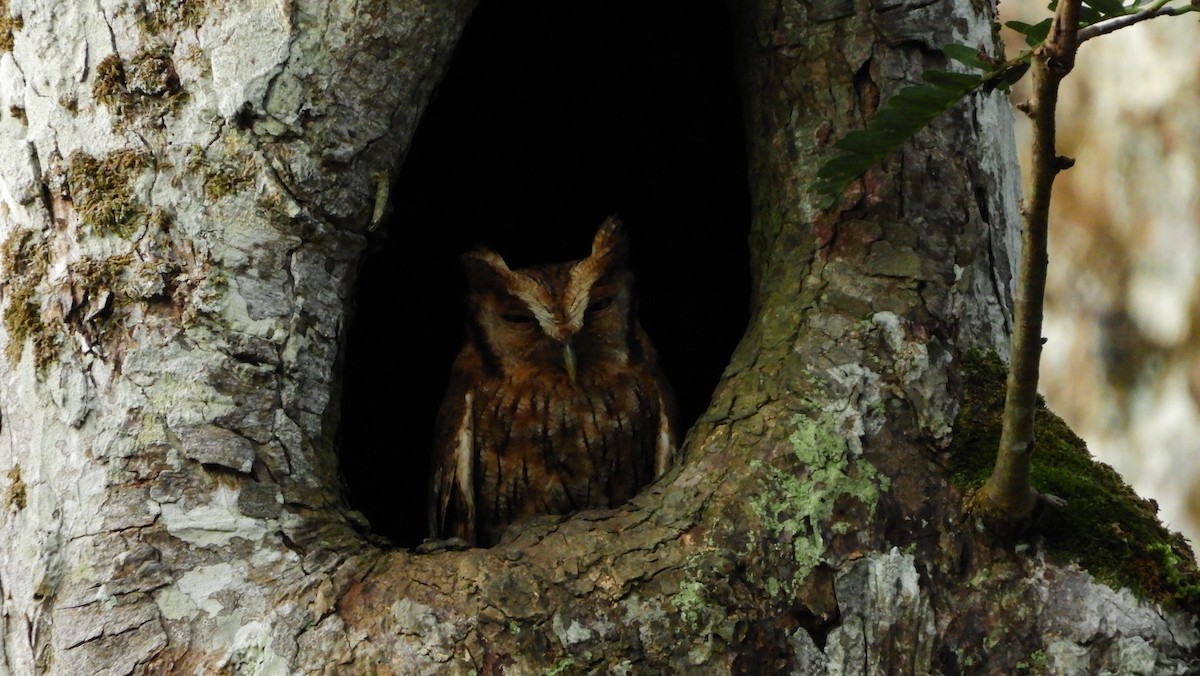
[493, 290, 580, 380]
[534, 313, 578, 382]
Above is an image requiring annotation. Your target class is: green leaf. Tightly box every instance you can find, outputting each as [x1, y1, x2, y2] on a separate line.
[1078, 5, 1105, 23]
[834, 130, 883, 155]
[817, 155, 869, 181]
[1007, 18, 1053, 45]
[922, 69, 985, 89]
[875, 105, 938, 129]
[982, 61, 1031, 93]
[894, 85, 960, 108]
[942, 44, 991, 71]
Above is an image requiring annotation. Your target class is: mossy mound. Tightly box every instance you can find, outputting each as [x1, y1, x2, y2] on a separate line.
[949, 350, 1200, 617]
[67, 149, 152, 238]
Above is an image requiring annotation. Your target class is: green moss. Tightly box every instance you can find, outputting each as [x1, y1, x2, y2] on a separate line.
[203, 159, 255, 200]
[3, 281, 53, 369]
[2, 225, 146, 369]
[4, 465, 25, 511]
[1, 229, 54, 369]
[92, 46, 188, 127]
[0, 228, 41, 276]
[0, 0, 21, 53]
[92, 55, 126, 109]
[187, 141, 256, 201]
[136, 0, 209, 34]
[1014, 648, 1050, 673]
[68, 254, 133, 321]
[184, 143, 207, 174]
[949, 350, 1200, 615]
[67, 149, 152, 237]
[69, 254, 133, 296]
[148, 207, 174, 232]
[127, 48, 176, 95]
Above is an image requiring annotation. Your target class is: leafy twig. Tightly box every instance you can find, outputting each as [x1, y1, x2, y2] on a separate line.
[1079, 2, 1197, 41]
[980, 0, 1083, 521]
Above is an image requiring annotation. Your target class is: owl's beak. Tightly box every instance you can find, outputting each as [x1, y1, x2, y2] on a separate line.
[562, 343, 577, 383]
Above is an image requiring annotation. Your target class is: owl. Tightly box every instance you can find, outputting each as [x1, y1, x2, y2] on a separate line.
[428, 217, 678, 547]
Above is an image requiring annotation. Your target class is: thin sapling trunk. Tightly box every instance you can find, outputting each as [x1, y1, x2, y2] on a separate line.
[980, 0, 1082, 521]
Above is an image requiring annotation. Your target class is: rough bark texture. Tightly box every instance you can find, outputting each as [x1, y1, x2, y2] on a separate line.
[0, 1, 473, 672]
[0, 2, 1195, 676]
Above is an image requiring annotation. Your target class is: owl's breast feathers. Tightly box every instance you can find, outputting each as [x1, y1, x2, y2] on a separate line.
[430, 340, 676, 546]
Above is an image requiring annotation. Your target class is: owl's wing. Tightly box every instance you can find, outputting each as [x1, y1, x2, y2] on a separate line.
[653, 380, 680, 477]
[637, 329, 680, 478]
[654, 386, 678, 478]
[428, 368, 477, 544]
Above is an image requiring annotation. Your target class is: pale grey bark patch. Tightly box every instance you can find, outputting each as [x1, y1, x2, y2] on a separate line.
[823, 549, 936, 675]
[203, 7, 294, 122]
[48, 363, 93, 428]
[1039, 563, 1199, 673]
[177, 424, 256, 473]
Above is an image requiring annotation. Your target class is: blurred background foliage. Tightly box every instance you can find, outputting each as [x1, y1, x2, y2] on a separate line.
[1001, 4, 1200, 554]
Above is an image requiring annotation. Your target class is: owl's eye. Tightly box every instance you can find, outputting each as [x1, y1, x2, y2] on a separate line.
[586, 296, 614, 314]
[500, 312, 536, 325]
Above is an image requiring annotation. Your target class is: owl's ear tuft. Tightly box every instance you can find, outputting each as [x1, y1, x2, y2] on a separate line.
[461, 249, 514, 292]
[590, 215, 629, 269]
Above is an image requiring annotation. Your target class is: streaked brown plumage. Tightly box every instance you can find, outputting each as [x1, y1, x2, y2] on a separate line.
[428, 217, 678, 546]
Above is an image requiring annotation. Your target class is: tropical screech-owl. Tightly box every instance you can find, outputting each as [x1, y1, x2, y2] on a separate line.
[428, 217, 678, 547]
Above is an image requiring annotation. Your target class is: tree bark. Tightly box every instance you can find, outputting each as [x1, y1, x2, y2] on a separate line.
[0, 1, 1194, 675]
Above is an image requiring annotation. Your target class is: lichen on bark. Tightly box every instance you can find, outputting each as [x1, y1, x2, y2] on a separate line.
[749, 415, 889, 589]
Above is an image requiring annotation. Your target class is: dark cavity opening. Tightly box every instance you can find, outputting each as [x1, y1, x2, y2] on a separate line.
[338, 0, 751, 547]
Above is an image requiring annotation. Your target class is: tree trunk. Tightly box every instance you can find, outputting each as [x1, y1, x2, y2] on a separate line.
[0, 1, 1194, 675]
